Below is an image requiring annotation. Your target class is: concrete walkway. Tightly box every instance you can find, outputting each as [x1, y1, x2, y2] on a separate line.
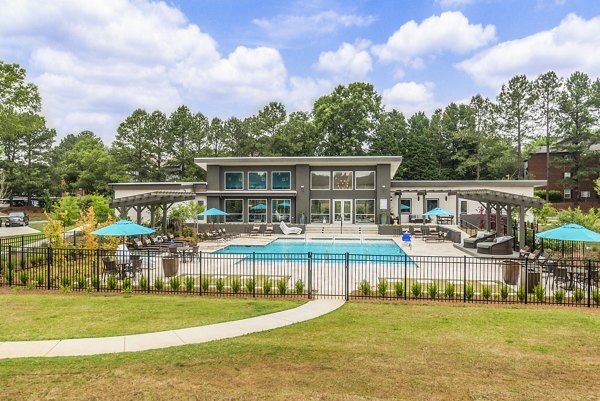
[0, 299, 344, 359]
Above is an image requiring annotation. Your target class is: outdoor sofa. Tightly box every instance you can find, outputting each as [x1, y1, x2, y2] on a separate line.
[476, 235, 514, 255]
[463, 231, 495, 248]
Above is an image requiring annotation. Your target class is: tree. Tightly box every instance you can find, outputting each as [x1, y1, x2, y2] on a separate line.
[78, 194, 114, 223]
[270, 111, 321, 156]
[595, 178, 600, 197]
[166, 106, 208, 181]
[50, 196, 80, 227]
[19, 122, 56, 205]
[251, 102, 287, 156]
[169, 203, 192, 237]
[556, 72, 600, 206]
[206, 117, 228, 156]
[145, 110, 172, 181]
[186, 200, 205, 238]
[533, 71, 562, 201]
[113, 109, 152, 181]
[399, 112, 436, 180]
[314, 82, 383, 156]
[497, 75, 536, 178]
[369, 110, 406, 158]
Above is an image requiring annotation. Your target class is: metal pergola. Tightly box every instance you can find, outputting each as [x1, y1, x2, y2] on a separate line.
[109, 191, 196, 230]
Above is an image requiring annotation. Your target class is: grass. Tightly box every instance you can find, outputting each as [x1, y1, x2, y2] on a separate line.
[0, 293, 303, 341]
[1, 302, 599, 400]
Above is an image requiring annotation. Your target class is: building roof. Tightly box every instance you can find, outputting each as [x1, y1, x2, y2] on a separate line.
[194, 156, 402, 178]
[109, 191, 196, 209]
[391, 180, 546, 189]
[450, 189, 545, 208]
[529, 144, 600, 154]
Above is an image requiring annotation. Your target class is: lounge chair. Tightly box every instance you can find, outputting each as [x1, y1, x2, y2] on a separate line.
[280, 221, 302, 235]
[476, 236, 514, 255]
[250, 225, 261, 236]
[220, 227, 238, 239]
[264, 224, 274, 235]
[463, 231, 495, 249]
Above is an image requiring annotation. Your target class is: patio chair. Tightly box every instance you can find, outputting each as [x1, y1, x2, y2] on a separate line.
[250, 225, 261, 236]
[220, 227, 238, 239]
[554, 266, 568, 290]
[218, 228, 232, 240]
[102, 257, 119, 278]
[463, 231, 495, 249]
[264, 224, 274, 235]
[476, 236, 514, 255]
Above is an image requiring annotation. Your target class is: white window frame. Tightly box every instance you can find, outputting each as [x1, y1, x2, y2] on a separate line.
[271, 198, 291, 223]
[581, 191, 590, 198]
[248, 199, 267, 223]
[355, 199, 376, 224]
[563, 189, 572, 199]
[247, 171, 268, 191]
[310, 198, 330, 224]
[400, 198, 412, 215]
[563, 171, 572, 179]
[310, 171, 330, 190]
[425, 198, 439, 212]
[354, 171, 376, 190]
[224, 199, 244, 222]
[332, 171, 354, 190]
[271, 171, 292, 190]
[224, 171, 244, 191]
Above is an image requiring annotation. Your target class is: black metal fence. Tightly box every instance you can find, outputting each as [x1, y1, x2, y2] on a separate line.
[0, 246, 598, 307]
[0, 231, 81, 249]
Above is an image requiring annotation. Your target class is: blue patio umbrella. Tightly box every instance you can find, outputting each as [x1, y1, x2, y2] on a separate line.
[422, 207, 454, 216]
[198, 208, 229, 229]
[536, 224, 600, 242]
[91, 220, 155, 236]
[399, 204, 410, 211]
[250, 203, 267, 211]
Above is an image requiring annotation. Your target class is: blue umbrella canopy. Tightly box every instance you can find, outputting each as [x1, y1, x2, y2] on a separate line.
[536, 223, 600, 242]
[399, 204, 410, 211]
[250, 204, 267, 211]
[197, 208, 228, 217]
[91, 220, 155, 236]
[422, 207, 454, 216]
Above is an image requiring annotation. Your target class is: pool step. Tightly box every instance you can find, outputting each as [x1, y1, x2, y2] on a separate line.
[304, 224, 379, 235]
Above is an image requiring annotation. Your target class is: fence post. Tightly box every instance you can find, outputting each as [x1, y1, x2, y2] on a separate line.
[524, 258, 528, 305]
[463, 256, 467, 303]
[403, 254, 407, 300]
[47, 247, 52, 290]
[96, 248, 101, 292]
[198, 251, 202, 296]
[588, 259, 592, 308]
[8, 245, 13, 286]
[252, 252, 256, 298]
[307, 252, 312, 300]
[146, 249, 151, 294]
[21, 235, 24, 249]
[344, 252, 349, 301]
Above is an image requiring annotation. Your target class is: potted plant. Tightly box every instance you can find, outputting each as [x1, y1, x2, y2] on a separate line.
[162, 255, 179, 278]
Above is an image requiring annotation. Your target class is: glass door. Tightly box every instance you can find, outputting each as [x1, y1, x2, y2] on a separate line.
[334, 200, 352, 223]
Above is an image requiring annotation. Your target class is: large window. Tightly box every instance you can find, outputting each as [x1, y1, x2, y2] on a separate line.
[272, 199, 291, 222]
[355, 171, 375, 190]
[310, 199, 330, 223]
[400, 199, 412, 214]
[355, 199, 375, 223]
[224, 199, 243, 222]
[248, 199, 267, 222]
[272, 171, 291, 190]
[311, 171, 330, 190]
[333, 171, 353, 190]
[426, 198, 439, 212]
[224, 172, 243, 190]
[248, 171, 267, 190]
[197, 200, 206, 222]
[460, 200, 468, 214]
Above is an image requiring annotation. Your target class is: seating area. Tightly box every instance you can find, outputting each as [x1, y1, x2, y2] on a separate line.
[476, 235, 514, 255]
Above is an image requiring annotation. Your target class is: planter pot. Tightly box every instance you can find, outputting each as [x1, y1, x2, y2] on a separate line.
[162, 257, 179, 278]
[502, 260, 520, 285]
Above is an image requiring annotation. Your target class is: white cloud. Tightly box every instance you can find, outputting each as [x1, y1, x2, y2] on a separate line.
[316, 40, 372, 78]
[382, 81, 437, 116]
[253, 11, 375, 40]
[0, 0, 328, 142]
[456, 13, 600, 88]
[372, 11, 496, 66]
[436, 0, 474, 9]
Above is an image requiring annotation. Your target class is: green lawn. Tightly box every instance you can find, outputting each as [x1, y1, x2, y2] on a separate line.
[1, 302, 599, 400]
[0, 293, 303, 341]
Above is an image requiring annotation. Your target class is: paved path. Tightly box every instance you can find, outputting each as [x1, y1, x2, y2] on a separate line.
[0, 299, 344, 359]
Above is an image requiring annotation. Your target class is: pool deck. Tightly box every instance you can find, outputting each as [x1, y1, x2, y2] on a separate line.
[196, 231, 471, 258]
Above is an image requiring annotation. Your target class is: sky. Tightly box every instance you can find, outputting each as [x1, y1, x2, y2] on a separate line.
[1, 0, 600, 144]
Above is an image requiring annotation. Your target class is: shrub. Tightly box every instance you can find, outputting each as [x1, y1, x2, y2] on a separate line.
[482, 286, 492, 300]
[185, 276, 195, 293]
[201, 277, 210, 292]
[444, 283, 455, 299]
[411, 282, 422, 298]
[122, 277, 132, 291]
[91, 276, 100, 290]
[245, 278, 256, 293]
[554, 289, 565, 303]
[517, 286, 526, 302]
[139, 275, 149, 291]
[6, 269, 13, 285]
[534, 284, 545, 302]
[464, 284, 474, 300]
[215, 278, 225, 293]
[358, 279, 371, 296]
[378, 279, 389, 298]
[35, 272, 45, 286]
[277, 278, 287, 295]
[77, 275, 87, 290]
[592, 289, 600, 305]
[169, 277, 181, 291]
[428, 282, 438, 299]
[394, 281, 404, 297]
[106, 275, 117, 290]
[500, 284, 509, 300]
[231, 278, 241, 294]
[19, 270, 29, 285]
[61, 275, 72, 288]
[573, 288, 584, 303]
[534, 189, 563, 202]
[262, 279, 272, 295]
[295, 279, 304, 295]
[154, 278, 164, 291]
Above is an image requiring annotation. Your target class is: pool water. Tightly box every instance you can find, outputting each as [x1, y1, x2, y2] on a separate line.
[216, 238, 407, 257]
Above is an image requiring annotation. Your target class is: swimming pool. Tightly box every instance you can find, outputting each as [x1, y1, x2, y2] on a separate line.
[215, 238, 407, 257]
